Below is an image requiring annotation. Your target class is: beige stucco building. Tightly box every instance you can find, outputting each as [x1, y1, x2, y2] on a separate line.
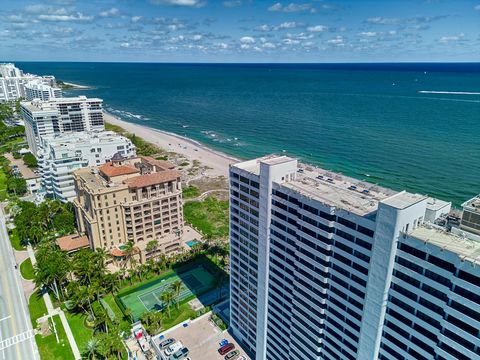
[73, 154, 184, 264]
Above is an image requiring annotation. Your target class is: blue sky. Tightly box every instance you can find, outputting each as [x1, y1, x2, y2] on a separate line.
[1, 0, 479, 62]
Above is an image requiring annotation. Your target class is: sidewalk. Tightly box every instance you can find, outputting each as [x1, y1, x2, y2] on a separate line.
[27, 245, 82, 360]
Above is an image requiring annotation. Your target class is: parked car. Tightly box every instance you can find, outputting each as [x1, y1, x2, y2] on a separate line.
[172, 347, 189, 359]
[237, 357, 246, 360]
[225, 350, 240, 360]
[219, 339, 229, 347]
[218, 343, 235, 355]
[165, 341, 183, 356]
[159, 338, 175, 349]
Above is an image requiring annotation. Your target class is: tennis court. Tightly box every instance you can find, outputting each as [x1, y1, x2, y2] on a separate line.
[118, 265, 215, 321]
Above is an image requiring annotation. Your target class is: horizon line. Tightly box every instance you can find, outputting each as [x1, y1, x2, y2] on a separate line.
[4, 60, 480, 65]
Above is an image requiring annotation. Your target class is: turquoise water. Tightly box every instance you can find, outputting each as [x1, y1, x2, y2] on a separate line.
[186, 240, 201, 248]
[16, 62, 480, 205]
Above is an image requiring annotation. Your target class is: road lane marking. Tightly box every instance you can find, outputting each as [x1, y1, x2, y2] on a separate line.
[0, 217, 22, 359]
[0, 330, 35, 351]
[0, 316, 11, 323]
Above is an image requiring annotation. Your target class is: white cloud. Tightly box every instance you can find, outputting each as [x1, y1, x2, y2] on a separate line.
[240, 36, 255, 43]
[131, 16, 142, 22]
[223, 0, 242, 7]
[327, 36, 345, 46]
[268, 2, 314, 13]
[439, 33, 465, 43]
[283, 38, 300, 45]
[150, 0, 205, 7]
[358, 31, 377, 37]
[279, 21, 298, 29]
[475, 4, 480, 10]
[192, 34, 203, 41]
[263, 42, 276, 48]
[307, 25, 327, 32]
[99, 8, 120, 18]
[366, 17, 399, 25]
[120, 42, 130, 48]
[256, 24, 271, 31]
[38, 12, 93, 22]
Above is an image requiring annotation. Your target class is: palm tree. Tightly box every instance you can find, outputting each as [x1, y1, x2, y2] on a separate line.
[123, 308, 133, 323]
[161, 291, 173, 318]
[171, 280, 183, 310]
[84, 338, 99, 360]
[94, 306, 109, 333]
[122, 241, 135, 269]
[146, 240, 158, 254]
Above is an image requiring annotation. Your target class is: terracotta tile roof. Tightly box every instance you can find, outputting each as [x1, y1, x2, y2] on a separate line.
[110, 248, 125, 257]
[141, 157, 176, 170]
[123, 170, 181, 189]
[56, 234, 90, 252]
[99, 162, 139, 178]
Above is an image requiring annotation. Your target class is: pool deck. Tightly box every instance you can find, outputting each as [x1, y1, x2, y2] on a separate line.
[182, 225, 203, 250]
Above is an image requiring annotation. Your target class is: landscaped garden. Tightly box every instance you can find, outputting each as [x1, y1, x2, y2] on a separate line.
[20, 258, 35, 280]
[29, 290, 48, 328]
[35, 315, 75, 360]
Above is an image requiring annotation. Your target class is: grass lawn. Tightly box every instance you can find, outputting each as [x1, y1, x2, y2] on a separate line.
[20, 258, 35, 280]
[63, 311, 93, 354]
[103, 294, 127, 322]
[9, 229, 25, 250]
[183, 196, 229, 239]
[29, 291, 48, 328]
[162, 302, 196, 330]
[0, 170, 7, 201]
[182, 185, 200, 199]
[35, 315, 75, 360]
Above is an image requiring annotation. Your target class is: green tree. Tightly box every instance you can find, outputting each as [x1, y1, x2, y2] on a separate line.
[22, 152, 38, 168]
[171, 280, 183, 310]
[7, 177, 27, 196]
[84, 338, 100, 360]
[161, 291, 174, 318]
[96, 332, 124, 359]
[34, 244, 70, 300]
[146, 240, 158, 253]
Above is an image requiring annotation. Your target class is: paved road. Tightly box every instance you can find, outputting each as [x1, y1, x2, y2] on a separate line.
[0, 210, 39, 360]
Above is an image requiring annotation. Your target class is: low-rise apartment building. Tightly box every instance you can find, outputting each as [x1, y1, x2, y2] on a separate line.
[74, 155, 183, 263]
[38, 131, 135, 202]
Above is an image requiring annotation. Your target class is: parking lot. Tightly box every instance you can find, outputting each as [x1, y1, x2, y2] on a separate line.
[158, 314, 251, 360]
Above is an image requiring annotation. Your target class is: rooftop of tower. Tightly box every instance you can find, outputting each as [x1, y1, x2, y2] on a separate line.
[233, 155, 426, 216]
[408, 224, 480, 264]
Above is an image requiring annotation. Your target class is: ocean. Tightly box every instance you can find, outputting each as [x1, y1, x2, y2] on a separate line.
[16, 62, 480, 206]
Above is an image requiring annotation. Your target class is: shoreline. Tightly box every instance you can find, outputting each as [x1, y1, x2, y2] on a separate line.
[103, 111, 239, 178]
[59, 81, 92, 90]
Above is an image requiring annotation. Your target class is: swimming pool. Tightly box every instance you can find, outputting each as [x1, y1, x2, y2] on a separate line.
[186, 240, 201, 248]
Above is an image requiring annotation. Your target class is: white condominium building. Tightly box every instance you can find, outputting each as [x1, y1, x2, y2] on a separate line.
[229, 155, 479, 360]
[25, 79, 62, 101]
[21, 96, 104, 156]
[0, 63, 24, 77]
[0, 63, 57, 102]
[38, 131, 135, 202]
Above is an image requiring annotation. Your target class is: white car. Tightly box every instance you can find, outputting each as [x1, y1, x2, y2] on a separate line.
[237, 357, 246, 360]
[165, 341, 183, 356]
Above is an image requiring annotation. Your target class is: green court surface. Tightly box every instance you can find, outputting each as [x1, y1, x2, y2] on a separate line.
[118, 265, 215, 321]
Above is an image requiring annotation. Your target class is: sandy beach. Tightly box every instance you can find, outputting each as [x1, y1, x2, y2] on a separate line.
[103, 111, 238, 178]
